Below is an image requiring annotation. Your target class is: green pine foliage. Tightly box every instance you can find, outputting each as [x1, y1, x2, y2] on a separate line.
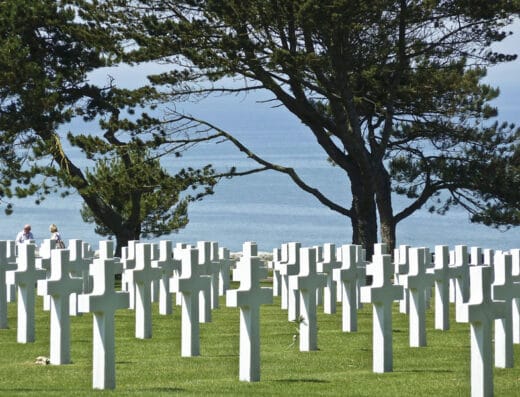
[80, 0, 520, 254]
[0, 1, 220, 254]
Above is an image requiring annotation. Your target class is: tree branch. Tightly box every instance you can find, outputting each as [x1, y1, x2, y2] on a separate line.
[178, 114, 353, 218]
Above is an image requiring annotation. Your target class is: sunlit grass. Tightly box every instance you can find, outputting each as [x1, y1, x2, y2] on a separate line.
[1, 291, 520, 396]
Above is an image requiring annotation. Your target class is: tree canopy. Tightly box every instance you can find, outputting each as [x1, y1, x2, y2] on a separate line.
[0, 0, 218, 254]
[78, 0, 520, 254]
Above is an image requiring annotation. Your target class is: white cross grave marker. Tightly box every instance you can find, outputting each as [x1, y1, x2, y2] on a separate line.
[333, 244, 362, 332]
[510, 249, 520, 344]
[403, 247, 434, 347]
[452, 245, 470, 320]
[36, 238, 57, 311]
[37, 248, 83, 364]
[170, 247, 211, 357]
[483, 249, 494, 266]
[227, 241, 272, 382]
[394, 244, 410, 314]
[4, 240, 16, 303]
[278, 242, 301, 321]
[209, 241, 221, 309]
[82, 241, 95, 295]
[470, 247, 483, 266]
[127, 243, 162, 339]
[492, 251, 520, 368]
[314, 245, 324, 306]
[152, 240, 180, 315]
[317, 243, 342, 314]
[289, 247, 327, 351]
[423, 247, 434, 310]
[218, 247, 233, 296]
[150, 243, 160, 303]
[121, 240, 138, 309]
[14, 243, 47, 343]
[267, 247, 282, 297]
[68, 239, 92, 316]
[361, 253, 403, 373]
[0, 241, 17, 328]
[197, 241, 214, 322]
[173, 243, 191, 306]
[78, 240, 129, 390]
[429, 245, 452, 330]
[457, 265, 506, 397]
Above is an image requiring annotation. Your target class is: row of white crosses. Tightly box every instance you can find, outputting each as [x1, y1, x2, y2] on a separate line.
[269, 241, 367, 336]
[270, 240, 520, 397]
[0, 238, 237, 390]
[3, 238, 520, 395]
[389, 243, 520, 397]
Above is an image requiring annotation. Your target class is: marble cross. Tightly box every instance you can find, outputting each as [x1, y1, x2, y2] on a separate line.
[492, 251, 520, 368]
[218, 247, 233, 297]
[13, 243, 47, 343]
[127, 243, 162, 339]
[277, 242, 301, 321]
[267, 247, 282, 297]
[509, 249, 520, 344]
[393, 244, 410, 314]
[150, 243, 160, 303]
[457, 265, 506, 397]
[4, 240, 16, 303]
[173, 243, 191, 306]
[429, 245, 452, 330]
[78, 240, 129, 390]
[403, 247, 434, 347]
[483, 249, 494, 266]
[227, 241, 272, 381]
[289, 247, 327, 351]
[452, 245, 470, 319]
[0, 240, 17, 328]
[209, 241, 221, 309]
[121, 240, 138, 309]
[67, 239, 92, 316]
[317, 243, 342, 314]
[152, 240, 180, 315]
[470, 246, 483, 266]
[37, 248, 83, 364]
[196, 241, 214, 322]
[333, 244, 362, 332]
[314, 245, 324, 306]
[373, 243, 388, 256]
[170, 247, 211, 357]
[37, 239, 57, 271]
[361, 253, 403, 373]
[36, 239, 57, 311]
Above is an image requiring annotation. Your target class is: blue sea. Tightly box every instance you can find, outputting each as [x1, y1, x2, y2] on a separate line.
[1, 55, 519, 254]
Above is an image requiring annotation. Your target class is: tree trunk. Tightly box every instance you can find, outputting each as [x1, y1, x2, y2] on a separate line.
[350, 179, 378, 259]
[114, 226, 140, 258]
[375, 166, 396, 253]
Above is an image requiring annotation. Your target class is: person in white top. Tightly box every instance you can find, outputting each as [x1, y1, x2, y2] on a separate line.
[49, 224, 65, 248]
[16, 224, 34, 243]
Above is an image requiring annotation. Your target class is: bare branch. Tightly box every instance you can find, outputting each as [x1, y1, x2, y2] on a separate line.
[177, 114, 352, 218]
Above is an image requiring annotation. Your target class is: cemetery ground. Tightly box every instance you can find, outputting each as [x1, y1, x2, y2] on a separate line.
[1, 286, 520, 396]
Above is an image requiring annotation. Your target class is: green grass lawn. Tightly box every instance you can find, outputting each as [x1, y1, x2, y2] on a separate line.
[1, 291, 520, 396]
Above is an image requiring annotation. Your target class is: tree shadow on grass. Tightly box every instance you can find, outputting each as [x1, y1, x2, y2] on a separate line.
[274, 379, 329, 384]
[142, 387, 185, 392]
[396, 369, 454, 373]
[202, 354, 238, 358]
